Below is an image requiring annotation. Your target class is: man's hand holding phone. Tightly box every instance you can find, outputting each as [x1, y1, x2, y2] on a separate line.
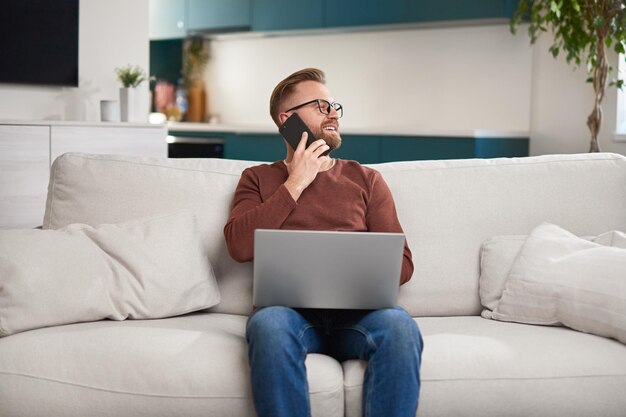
[283, 130, 330, 202]
[279, 113, 331, 156]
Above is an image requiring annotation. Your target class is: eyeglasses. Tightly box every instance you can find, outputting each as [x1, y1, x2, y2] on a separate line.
[285, 99, 343, 118]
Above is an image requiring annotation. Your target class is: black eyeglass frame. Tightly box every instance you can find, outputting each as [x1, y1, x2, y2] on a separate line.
[285, 99, 343, 118]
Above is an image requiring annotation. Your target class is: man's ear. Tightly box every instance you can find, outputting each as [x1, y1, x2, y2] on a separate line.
[278, 112, 290, 125]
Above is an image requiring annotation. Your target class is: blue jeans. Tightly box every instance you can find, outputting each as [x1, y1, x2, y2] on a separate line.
[246, 306, 423, 417]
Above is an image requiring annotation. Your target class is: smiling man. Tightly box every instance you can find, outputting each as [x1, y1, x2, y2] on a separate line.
[223, 68, 423, 417]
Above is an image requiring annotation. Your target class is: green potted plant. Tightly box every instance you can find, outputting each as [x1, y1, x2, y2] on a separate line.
[511, 0, 626, 152]
[115, 64, 147, 122]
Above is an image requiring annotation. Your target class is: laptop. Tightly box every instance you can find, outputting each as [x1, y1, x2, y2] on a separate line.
[253, 229, 405, 310]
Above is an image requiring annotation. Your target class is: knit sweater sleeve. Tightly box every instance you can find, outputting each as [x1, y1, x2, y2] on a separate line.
[366, 170, 414, 285]
[223, 167, 297, 262]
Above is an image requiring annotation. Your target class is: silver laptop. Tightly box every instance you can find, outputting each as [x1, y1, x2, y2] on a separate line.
[253, 229, 405, 310]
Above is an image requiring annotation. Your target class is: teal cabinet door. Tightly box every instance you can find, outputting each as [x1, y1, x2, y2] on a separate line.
[252, 0, 324, 31]
[332, 135, 380, 164]
[225, 133, 380, 163]
[503, 0, 521, 17]
[413, 0, 505, 22]
[187, 0, 251, 32]
[149, 0, 186, 40]
[326, 0, 418, 27]
[224, 134, 285, 162]
[326, 0, 518, 28]
[474, 138, 529, 158]
[380, 137, 476, 162]
[150, 39, 184, 84]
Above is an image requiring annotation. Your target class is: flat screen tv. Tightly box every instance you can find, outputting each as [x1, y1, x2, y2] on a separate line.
[0, 0, 79, 87]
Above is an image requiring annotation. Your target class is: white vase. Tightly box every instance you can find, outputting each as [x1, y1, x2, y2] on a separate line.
[119, 87, 140, 122]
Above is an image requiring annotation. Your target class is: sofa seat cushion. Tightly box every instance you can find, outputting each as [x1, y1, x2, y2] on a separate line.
[343, 316, 626, 417]
[0, 313, 344, 417]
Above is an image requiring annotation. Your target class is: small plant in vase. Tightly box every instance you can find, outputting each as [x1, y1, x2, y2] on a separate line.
[115, 65, 146, 88]
[115, 65, 147, 122]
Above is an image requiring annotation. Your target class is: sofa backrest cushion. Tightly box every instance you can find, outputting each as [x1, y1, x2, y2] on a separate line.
[45, 153, 257, 315]
[44, 152, 626, 316]
[375, 153, 626, 315]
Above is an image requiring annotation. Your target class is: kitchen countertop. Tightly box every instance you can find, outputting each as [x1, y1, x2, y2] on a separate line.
[0, 119, 165, 129]
[1, 120, 528, 138]
[167, 121, 528, 138]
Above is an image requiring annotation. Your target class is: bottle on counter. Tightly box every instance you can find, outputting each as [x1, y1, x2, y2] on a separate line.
[175, 78, 188, 121]
[186, 79, 207, 123]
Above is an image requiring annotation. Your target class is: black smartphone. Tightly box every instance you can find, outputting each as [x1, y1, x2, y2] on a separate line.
[279, 113, 330, 156]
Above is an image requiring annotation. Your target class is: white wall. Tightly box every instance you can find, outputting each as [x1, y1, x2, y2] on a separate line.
[206, 23, 533, 133]
[0, 0, 149, 122]
[529, 35, 626, 156]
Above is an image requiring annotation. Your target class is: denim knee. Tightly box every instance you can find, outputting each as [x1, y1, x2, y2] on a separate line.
[246, 306, 302, 347]
[369, 307, 423, 354]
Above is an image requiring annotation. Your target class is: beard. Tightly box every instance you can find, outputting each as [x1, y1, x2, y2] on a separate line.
[314, 126, 342, 152]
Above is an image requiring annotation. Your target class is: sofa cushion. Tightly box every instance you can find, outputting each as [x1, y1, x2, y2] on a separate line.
[44, 153, 257, 315]
[490, 223, 626, 344]
[343, 316, 626, 417]
[478, 234, 528, 312]
[0, 211, 219, 336]
[0, 313, 344, 417]
[479, 229, 626, 316]
[44, 152, 626, 317]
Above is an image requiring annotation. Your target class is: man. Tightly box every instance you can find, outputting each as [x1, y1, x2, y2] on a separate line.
[224, 68, 423, 417]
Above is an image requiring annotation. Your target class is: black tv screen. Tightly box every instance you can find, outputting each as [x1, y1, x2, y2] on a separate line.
[0, 0, 79, 87]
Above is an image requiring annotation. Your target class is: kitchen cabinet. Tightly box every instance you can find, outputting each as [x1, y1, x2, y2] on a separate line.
[326, 0, 418, 28]
[187, 0, 251, 32]
[331, 136, 380, 164]
[412, 0, 509, 23]
[380, 136, 477, 162]
[150, 0, 520, 39]
[168, 126, 528, 164]
[150, 0, 251, 39]
[474, 137, 529, 158]
[50, 126, 168, 163]
[252, 0, 324, 31]
[149, 0, 186, 40]
[149, 39, 184, 85]
[379, 136, 528, 162]
[230, 134, 529, 163]
[326, 0, 516, 28]
[0, 125, 50, 229]
[223, 133, 284, 162]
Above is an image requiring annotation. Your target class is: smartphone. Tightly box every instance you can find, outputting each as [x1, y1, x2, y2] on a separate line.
[279, 113, 330, 156]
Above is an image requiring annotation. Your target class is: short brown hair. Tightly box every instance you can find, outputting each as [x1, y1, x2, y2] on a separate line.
[269, 68, 326, 126]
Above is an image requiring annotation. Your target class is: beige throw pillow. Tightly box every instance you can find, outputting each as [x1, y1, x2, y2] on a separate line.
[0, 211, 220, 337]
[479, 232, 618, 317]
[490, 223, 626, 344]
[479, 235, 528, 315]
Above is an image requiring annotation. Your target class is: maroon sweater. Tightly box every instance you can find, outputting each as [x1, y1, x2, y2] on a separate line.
[224, 159, 414, 285]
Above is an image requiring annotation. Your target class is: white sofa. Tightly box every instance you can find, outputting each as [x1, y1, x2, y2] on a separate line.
[1, 151, 625, 417]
